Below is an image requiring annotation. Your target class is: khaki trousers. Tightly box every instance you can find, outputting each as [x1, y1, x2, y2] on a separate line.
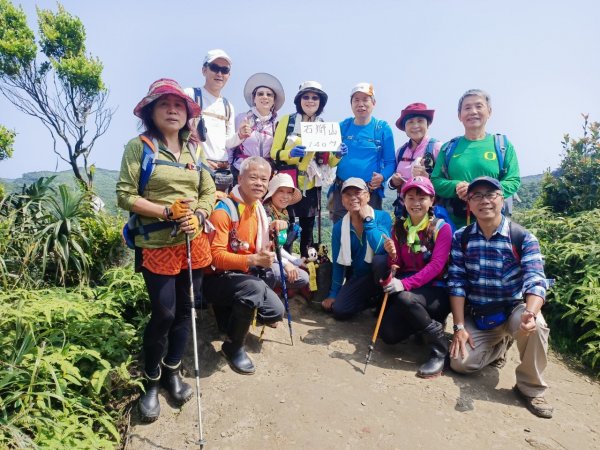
[450, 303, 550, 397]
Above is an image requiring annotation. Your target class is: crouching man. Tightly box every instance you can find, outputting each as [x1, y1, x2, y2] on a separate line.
[204, 156, 285, 375]
[448, 176, 552, 418]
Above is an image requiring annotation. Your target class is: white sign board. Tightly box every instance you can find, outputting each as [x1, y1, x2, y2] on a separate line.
[300, 122, 342, 152]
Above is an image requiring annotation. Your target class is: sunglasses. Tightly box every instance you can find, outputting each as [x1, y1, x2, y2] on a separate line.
[302, 95, 320, 101]
[207, 62, 230, 75]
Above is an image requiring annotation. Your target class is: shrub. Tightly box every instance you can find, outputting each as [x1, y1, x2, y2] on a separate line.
[516, 208, 600, 374]
[539, 115, 600, 214]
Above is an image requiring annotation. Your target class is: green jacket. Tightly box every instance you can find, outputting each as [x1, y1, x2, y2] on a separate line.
[116, 133, 215, 248]
[430, 134, 520, 228]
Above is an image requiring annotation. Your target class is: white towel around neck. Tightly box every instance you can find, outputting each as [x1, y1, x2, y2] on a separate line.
[337, 206, 375, 266]
[230, 185, 270, 251]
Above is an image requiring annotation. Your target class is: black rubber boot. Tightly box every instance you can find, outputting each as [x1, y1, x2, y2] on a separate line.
[417, 320, 448, 379]
[213, 304, 232, 333]
[161, 360, 193, 405]
[221, 303, 255, 375]
[139, 369, 161, 422]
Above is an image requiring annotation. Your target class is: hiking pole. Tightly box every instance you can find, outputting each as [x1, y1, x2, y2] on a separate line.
[273, 232, 294, 346]
[185, 234, 206, 448]
[317, 186, 322, 245]
[363, 267, 396, 374]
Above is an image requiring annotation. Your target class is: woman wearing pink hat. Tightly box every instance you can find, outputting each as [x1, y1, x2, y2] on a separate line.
[389, 102, 442, 217]
[116, 78, 215, 422]
[380, 176, 452, 378]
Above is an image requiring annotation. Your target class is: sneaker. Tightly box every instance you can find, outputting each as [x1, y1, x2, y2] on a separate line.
[513, 385, 553, 419]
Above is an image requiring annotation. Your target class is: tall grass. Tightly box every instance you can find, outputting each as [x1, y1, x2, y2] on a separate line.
[0, 267, 149, 448]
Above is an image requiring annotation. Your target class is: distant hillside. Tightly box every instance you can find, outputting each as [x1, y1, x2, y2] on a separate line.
[1, 168, 120, 215]
[1, 168, 547, 215]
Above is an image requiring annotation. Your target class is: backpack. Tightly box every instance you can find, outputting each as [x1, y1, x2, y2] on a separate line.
[441, 133, 514, 216]
[193, 87, 231, 125]
[395, 138, 438, 173]
[122, 135, 207, 255]
[460, 220, 526, 263]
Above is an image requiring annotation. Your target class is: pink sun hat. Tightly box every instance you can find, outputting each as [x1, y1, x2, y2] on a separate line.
[400, 176, 435, 198]
[133, 78, 201, 119]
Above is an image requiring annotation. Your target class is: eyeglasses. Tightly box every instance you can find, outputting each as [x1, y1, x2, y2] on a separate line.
[468, 192, 502, 202]
[207, 62, 230, 75]
[302, 95, 320, 101]
[342, 190, 367, 199]
[255, 91, 274, 98]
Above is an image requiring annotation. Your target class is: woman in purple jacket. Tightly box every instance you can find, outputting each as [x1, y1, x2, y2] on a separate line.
[380, 176, 452, 378]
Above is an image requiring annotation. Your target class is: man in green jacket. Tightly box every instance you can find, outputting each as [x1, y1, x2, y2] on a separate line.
[431, 89, 520, 228]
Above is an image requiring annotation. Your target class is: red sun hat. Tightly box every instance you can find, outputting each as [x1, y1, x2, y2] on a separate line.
[395, 102, 435, 131]
[133, 78, 201, 119]
[400, 176, 436, 198]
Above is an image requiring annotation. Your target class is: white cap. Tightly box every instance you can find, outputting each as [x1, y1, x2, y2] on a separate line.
[203, 49, 232, 66]
[350, 82, 375, 98]
[341, 177, 369, 192]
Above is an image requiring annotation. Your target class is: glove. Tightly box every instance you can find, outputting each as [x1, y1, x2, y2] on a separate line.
[186, 214, 200, 234]
[338, 143, 348, 157]
[290, 145, 306, 158]
[167, 199, 191, 220]
[382, 278, 404, 294]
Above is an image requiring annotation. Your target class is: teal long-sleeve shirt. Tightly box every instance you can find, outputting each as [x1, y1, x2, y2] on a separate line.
[430, 134, 521, 227]
[328, 209, 392, 298]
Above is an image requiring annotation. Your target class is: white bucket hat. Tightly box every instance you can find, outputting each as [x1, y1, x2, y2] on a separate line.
[264, 173, 302, 205]
[243, 73, 286, 112]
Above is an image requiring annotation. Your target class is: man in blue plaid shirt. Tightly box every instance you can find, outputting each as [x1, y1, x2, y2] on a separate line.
[448, 176, 553, 419]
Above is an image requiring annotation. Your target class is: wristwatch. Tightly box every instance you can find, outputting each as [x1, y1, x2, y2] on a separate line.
[453, 323, 465, 332]
[363, 216, 374, 223]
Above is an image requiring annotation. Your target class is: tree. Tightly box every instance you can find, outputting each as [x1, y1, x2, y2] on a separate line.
[539, 115, 600, 214]
[0, 123, 15, 160]
[0, 1, 113, 189]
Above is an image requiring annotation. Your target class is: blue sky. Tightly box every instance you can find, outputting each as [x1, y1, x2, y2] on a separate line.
[1, 0, 599, 178]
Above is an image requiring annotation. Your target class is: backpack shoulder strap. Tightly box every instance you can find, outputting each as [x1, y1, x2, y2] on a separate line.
[396, 141, 410, 166]
[493, 133, 508, 178]
[223, 97, 231, 122]
[460, 223, 476, 253]
[286, 113, 297, 137]
[432, 217, 446, 241]
[442, 136, 461, 179]
[193, 87, 203, 109]
[138, 135, 158, 196]
[216, 197, 240, 226]
[508, 220, 526, 262]
[425, 138, 437, 157]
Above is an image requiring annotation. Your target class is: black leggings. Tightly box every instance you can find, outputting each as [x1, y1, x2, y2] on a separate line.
[380, 285, 449, 345]
[141, 268, 203, 375]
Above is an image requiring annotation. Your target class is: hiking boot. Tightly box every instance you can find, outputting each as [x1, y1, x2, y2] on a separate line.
[513, 385, 553, 419]
[417, 320, 448, 379]
[161, 360, 192, 405]
[139, 368, 161, 422]
[221, 302, 255, 375]
[491, 337, 514, 369]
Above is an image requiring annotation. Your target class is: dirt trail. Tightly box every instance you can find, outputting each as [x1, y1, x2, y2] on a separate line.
[126, 298, 600, 450]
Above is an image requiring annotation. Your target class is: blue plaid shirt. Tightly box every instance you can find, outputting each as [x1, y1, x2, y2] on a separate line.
[448, 217, 547, 304]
